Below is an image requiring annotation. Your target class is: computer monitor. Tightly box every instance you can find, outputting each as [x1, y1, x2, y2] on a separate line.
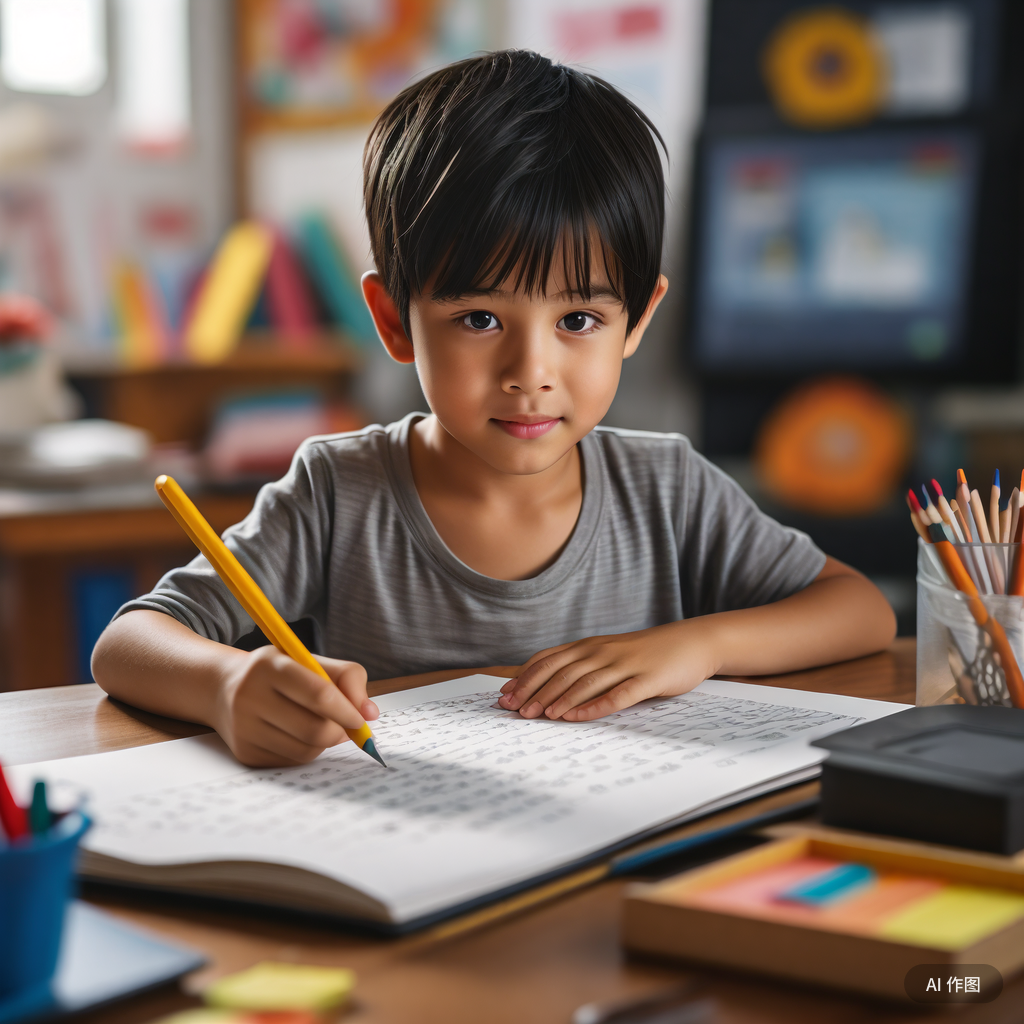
[690, 130, 978, 374]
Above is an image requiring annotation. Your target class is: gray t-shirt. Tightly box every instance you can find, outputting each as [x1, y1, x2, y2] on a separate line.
[118, 413, 826, 680]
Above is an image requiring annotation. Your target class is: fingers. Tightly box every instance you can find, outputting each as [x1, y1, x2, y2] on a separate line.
[253, 684, 348, 750]
[499, 642, 576, 694]
[544, 667, 631, 719]
[224, 648, 374, 766]
[268, 653, 367, 731]
[498, 644, 593, 712]
[561, 677, 652, 722]
[232, 718, 329, 768]
[316, 656, 378, 720]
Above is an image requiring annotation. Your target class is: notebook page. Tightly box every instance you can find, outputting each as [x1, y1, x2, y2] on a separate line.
[10, 677, 907, 923]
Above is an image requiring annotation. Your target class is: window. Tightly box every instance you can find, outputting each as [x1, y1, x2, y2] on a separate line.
[116, 0, 191, 151]
[0, 0, 107, 96]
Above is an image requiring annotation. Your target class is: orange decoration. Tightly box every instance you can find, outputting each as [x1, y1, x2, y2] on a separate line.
[763, 8, 885, 128]
[755, 377, 911, 516]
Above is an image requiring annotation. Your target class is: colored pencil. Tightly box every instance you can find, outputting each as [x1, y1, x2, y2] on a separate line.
[906, 491, 928, 542]
[0, 761, 27, 840]
[970, 489, 992, 544]
[1012, 474, 1024, 596]
[29, 780, 51, 836]
[927, 522, 1024, 708]
[930, 479, 964, 543]
[990, 469, 1001, 546]
[153, 475, 386, 768]
[949, 498, 973, 543]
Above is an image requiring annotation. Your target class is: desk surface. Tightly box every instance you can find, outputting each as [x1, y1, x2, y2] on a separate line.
[5, 639, 1022, 1024]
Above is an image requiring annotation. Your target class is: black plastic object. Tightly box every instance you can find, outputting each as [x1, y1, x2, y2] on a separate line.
[812, 705, 1024, 855]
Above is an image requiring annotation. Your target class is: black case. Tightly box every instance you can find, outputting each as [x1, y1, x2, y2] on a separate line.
[812, 705, 1024, 855]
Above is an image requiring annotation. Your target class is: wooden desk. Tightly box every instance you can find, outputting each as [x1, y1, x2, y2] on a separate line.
[0, 489, 256, 691]
[4, 639, 1022, 1024]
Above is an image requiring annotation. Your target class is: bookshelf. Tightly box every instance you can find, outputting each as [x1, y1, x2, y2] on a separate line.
[68, 332, 363, 447]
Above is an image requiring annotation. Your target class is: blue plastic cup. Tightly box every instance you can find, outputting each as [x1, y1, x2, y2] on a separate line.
[0, 812, 90, 1000]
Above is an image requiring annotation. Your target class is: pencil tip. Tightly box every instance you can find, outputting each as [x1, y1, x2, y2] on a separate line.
[907, 488, 921, 511]
[363, 738, 387, 768]
[920, 486, 932, 508]
[994, 469, 1001, 488]
[931, 478, 944, 497]
[957, 468, 967, 485]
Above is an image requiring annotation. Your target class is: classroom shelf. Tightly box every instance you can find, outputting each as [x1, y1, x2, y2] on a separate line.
[68, 332, 363, 447]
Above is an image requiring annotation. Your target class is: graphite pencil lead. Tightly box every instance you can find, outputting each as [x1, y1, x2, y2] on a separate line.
[363, 738, 387, 768]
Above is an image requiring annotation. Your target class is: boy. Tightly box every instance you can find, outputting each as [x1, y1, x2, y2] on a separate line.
[93, 51, 895, 767]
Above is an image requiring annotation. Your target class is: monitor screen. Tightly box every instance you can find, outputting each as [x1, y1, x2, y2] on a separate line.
[692, 131, 978, 373]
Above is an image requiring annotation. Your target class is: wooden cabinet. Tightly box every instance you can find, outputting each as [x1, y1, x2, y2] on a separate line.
[0, 491, 257, 690]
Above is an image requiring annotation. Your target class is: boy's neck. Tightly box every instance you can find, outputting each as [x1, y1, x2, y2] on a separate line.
[409, 414, 582, 507]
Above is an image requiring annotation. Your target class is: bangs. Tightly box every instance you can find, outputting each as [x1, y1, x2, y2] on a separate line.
[431, 218, 625, 306]
[365, 50, 665, 335]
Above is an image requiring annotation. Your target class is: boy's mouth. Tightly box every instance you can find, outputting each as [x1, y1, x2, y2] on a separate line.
[492, 417, 561, 440]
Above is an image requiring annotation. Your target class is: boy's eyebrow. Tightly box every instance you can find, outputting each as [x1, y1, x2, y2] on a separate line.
[435, 286, 624, 304]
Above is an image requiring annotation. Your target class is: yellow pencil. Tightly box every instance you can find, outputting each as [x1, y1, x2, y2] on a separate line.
[154, 475, 386, 767]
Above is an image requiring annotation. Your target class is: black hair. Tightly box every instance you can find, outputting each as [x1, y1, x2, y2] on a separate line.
[363, 49, 666, 337]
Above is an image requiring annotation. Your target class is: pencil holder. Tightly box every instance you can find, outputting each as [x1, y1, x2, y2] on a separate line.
[0, 811, 90, 1000]
[917, 539, 1024, 706]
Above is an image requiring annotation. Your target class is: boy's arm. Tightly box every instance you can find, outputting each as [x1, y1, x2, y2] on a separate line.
[92, 610, 379, 767]
[498, 556, 896, 722]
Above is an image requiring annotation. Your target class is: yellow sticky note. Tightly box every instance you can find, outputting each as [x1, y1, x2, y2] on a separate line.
[879, 885, 1024, 949]
[205, 961, 356, 1012]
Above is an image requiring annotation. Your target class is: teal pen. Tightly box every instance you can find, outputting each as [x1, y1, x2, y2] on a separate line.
[29, 780, 51, 836]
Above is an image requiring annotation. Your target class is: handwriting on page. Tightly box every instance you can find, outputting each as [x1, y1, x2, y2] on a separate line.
[97, 692, 860, 851]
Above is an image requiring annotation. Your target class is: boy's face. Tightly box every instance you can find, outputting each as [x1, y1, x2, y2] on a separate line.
[365, 266, 668, 477]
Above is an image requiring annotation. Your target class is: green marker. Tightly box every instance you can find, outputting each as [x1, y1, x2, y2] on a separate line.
[29, 780, 51, 836]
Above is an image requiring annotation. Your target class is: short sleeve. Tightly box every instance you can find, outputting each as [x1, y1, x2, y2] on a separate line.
[113, 441, 334, 645]
[677, 445, 826, 617]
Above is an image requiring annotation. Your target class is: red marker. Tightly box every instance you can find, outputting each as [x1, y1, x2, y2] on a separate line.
[0, 761, 28, 840]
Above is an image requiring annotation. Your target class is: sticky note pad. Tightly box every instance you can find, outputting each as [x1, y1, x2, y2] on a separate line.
[777, 863, 876, 906]
[878, 885, 1024, 950]
[154, 1013, 241, 1024]
[205, 961, 356, 1012]
[156, 1011, 321, 1024]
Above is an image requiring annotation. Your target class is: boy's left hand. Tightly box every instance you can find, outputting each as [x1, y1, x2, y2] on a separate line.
[497, 621, 717, 722]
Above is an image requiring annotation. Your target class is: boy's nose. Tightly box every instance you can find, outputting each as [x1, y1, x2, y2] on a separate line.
[499, 332, 556, 394]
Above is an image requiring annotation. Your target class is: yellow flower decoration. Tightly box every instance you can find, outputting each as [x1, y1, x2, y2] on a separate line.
[763, 8, 886, 128]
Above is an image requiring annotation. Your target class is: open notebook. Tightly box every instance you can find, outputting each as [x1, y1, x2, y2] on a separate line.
[10, 676, 906, 931]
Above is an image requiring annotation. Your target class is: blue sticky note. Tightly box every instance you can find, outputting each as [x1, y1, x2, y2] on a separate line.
[777, 863, 876, 907]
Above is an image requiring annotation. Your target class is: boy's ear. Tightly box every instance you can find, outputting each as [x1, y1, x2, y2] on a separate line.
[623, 275, 669, 359]
[361, 271, 415, 364]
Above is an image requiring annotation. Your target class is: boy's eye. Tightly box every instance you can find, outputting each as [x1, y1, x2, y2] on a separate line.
[559, 312, 597, 333]
[463, 311, 500, 331]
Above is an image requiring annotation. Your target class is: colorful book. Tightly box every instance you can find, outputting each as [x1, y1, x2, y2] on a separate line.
[184, 222, 274, 364]
[294, 212, 375, 344]
[111, 261, 166, 367]
[266, 228, 317, 348]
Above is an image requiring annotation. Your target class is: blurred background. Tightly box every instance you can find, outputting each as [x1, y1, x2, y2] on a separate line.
[0, 0, 1022, 690]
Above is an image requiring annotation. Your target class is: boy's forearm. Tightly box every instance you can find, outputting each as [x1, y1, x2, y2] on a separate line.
[694, 570, 897, 678]
[92, 610, 246, 727]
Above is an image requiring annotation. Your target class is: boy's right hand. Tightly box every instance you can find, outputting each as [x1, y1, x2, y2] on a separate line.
[215, 646, 378, 767]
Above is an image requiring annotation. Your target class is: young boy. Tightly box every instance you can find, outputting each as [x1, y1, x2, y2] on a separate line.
[93, 50, 895, 768]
